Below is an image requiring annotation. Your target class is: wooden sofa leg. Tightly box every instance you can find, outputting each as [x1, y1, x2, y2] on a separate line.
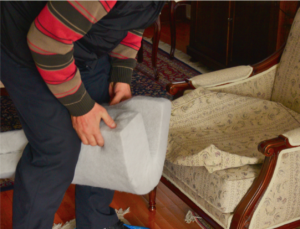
[148, 187, 157, 212]
[137, 42, 143, 63]
[152, 15, 161, 81]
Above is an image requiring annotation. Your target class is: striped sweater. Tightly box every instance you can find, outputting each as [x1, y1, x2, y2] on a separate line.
[27, 1, 143, 116]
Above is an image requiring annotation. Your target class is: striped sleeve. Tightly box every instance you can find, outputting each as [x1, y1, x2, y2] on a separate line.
[109, 29, 144, 85]
[27, 0, 117, 116]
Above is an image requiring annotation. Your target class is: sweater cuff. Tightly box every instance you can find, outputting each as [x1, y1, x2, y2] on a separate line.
[110, 58, 136, 85]
[110, 66, 133, 85]
[58, 83, 95, 116]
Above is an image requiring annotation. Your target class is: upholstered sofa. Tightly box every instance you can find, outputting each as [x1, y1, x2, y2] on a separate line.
[160, 8, 300, 229]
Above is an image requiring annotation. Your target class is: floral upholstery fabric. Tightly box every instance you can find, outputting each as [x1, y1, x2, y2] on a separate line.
[167, 87, 300, 173]
[271, 8, 300, 114]
[249, 148, 300, 229]
[164, 160, 261, 213]
[163, 166, 233, 229]
[210, 65, 277, 101]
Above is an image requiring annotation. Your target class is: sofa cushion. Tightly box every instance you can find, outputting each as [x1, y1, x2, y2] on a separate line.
[0, 96, 171, 195]
[164, 160, 261, 214]
[163, 165, 234, 229]
[167, 87, 300, 173]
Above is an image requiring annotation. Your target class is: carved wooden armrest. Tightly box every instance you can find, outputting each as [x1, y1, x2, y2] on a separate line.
[251, 44, 285, 76]
[166, 78, 195, 98]
[258, 134, 299, 157]
[230, 134, 299, 229]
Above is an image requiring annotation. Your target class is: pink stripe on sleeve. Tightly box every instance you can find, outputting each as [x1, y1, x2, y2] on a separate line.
[36, 62, 77, 85]
[120, 32, 142, 51]
[36, 5, 83, 44]
[99, 0, 117, 12]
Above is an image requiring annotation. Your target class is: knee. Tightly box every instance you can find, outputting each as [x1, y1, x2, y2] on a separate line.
[54, 131, 82, 167]
[29, 129, 81, 169]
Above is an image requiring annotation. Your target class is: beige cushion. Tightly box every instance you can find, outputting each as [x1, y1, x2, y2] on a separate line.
[167, 87, 300, 173]
[271, 8, 300, 113]
[163, 165, 233, 229]
[164, 160, 261, 214]
[190, 65, 253, 88]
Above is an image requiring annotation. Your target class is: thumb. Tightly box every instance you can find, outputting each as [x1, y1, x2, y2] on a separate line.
[110, 92, 124, 105]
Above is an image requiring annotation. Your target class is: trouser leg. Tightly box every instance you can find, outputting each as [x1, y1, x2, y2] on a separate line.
[75, 57, 118, 229]
[1, 50, 117, 229]
[1, 50, 82, 229]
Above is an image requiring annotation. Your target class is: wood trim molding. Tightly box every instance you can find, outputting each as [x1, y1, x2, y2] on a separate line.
[166, 79, 195, 97]
[230, 135, 299, 229]
[250, 44, 285, 76]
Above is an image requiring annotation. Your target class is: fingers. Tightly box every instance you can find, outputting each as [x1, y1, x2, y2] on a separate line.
[94, 131, 104, 147]
[75, 124, 104, 146]
[71, 103, 116, 147]
[109, 82, 132, 105]
[110, 92, 124, 105]
[101, 108, 116, 129]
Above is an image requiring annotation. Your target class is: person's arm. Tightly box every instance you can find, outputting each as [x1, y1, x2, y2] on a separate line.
[27, 1, 117, 146]
[27, 0, 117, 116]
[108, 29, 144, 105]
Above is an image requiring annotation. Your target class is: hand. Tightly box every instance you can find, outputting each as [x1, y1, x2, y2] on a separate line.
[109, 82, 132, 105]
[71, 103, 116, 146]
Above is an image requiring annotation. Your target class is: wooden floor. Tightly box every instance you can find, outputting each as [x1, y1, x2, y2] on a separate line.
[0, 182, 201, 229]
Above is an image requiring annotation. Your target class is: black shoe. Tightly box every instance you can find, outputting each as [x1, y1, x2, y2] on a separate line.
[104, 220, 150, 229]
[104, 220, 130, 229]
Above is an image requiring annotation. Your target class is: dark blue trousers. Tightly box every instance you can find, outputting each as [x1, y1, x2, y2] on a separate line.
[1, 50, 118, 229]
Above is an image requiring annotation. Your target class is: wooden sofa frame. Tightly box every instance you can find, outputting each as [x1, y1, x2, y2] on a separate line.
[147, 44, 300, 229]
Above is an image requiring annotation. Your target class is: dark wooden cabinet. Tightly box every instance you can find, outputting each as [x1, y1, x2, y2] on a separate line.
[187, 1, 299, 70]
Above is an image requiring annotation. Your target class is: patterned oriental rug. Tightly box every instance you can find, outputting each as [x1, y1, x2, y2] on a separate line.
[0, 40, 201, 190]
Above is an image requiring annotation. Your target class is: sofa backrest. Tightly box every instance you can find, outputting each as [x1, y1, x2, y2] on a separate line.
[271, 8, 300, 113]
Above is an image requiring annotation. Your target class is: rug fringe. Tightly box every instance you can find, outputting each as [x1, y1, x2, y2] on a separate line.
[143, 37, 210, 74]
[52, 223, 63, 229]
[185, 210, 196, 224]
[52, 208, 131, 229]
[116, 207, 131, 225]
[185, 210, 212, 229]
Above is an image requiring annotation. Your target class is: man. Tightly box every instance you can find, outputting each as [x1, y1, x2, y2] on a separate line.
[1, 1, 164, 228]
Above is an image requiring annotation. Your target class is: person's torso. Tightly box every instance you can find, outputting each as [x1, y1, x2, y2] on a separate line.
[1, 1, 164, 68]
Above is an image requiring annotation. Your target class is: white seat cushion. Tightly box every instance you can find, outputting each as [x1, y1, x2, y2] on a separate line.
[0, 96, 171, 194]
[164, 160, 261, 214]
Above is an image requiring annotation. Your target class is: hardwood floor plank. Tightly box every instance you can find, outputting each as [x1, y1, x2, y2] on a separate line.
[112, 191, 163, 229]
[0, 191, 13, 229]
[56, 185, 76, 223]
[111, 191, 146, 228]
[159, 182, 194, 214]
[53, 213, 64, 226]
